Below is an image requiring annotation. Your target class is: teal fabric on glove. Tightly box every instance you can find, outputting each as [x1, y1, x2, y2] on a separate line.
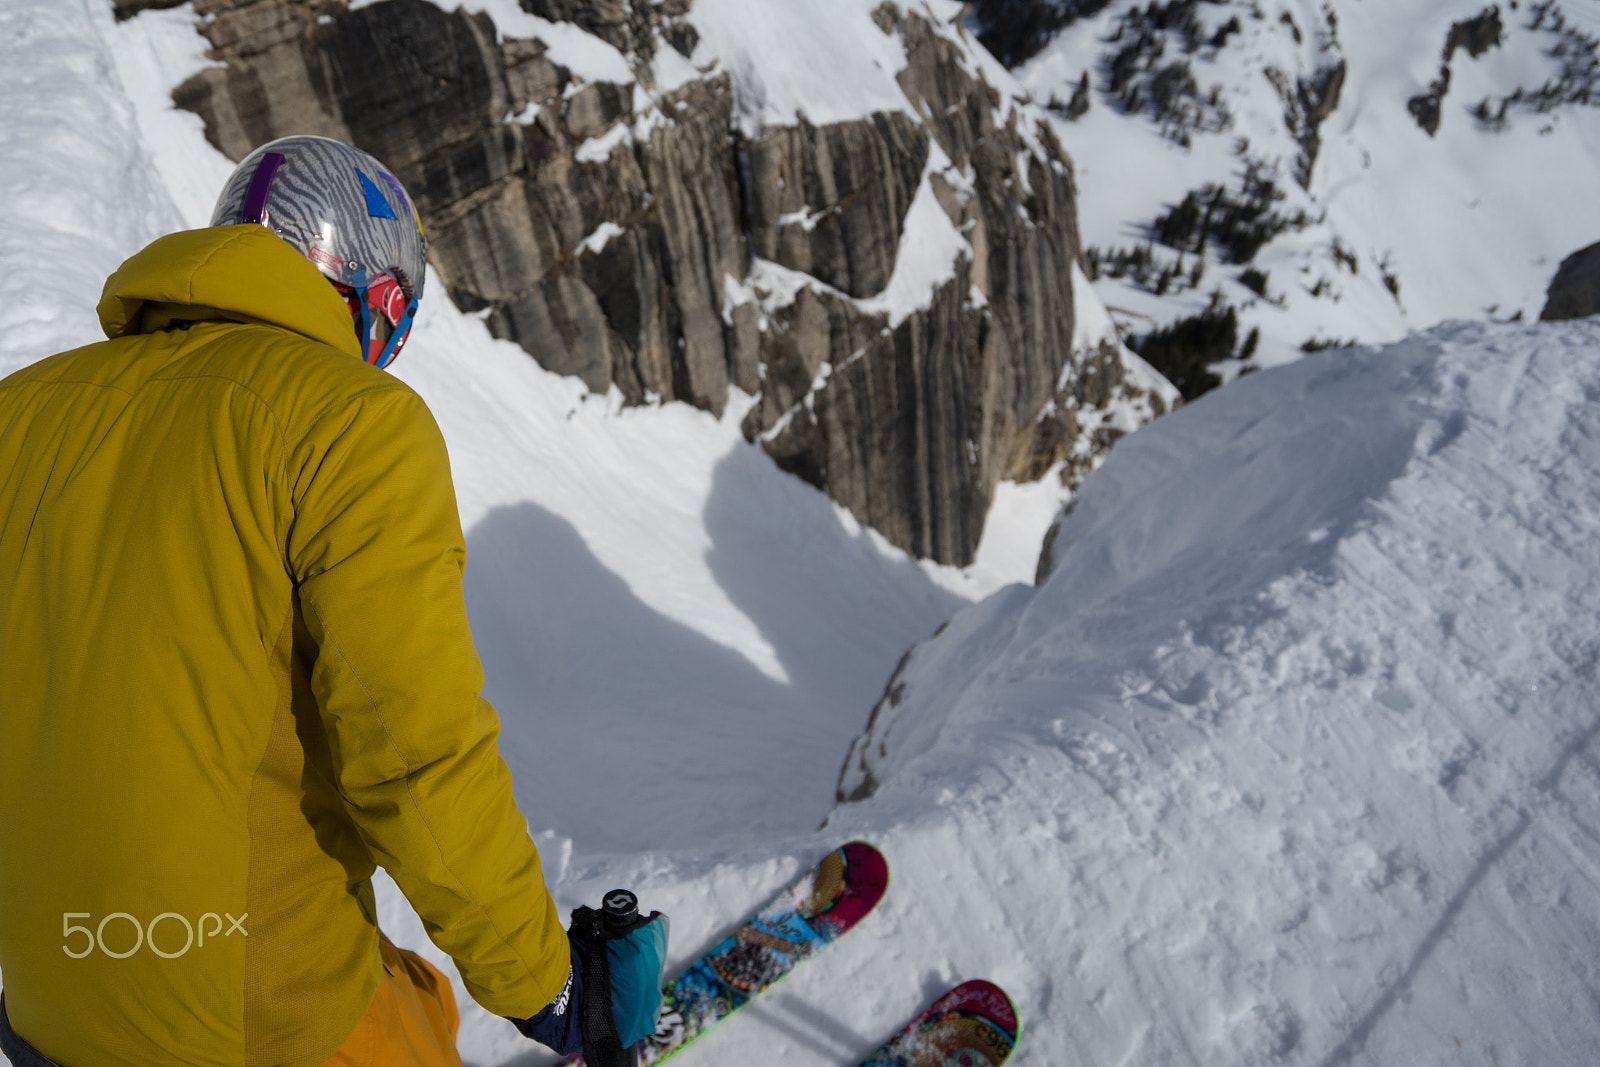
[606, 912, 669, 1046]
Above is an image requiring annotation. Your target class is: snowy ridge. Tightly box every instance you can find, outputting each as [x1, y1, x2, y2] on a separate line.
[839, 317, 1600, 1063]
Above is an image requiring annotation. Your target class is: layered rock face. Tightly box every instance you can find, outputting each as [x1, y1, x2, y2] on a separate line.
[162, 0, 1167, 565]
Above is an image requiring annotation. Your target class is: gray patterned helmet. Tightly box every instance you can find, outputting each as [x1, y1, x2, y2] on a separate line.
[210, 136, 428, 366]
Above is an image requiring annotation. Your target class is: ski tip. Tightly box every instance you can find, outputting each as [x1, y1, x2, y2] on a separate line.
[857, 980, 1021, 1067]
[839, 841, 889, 888]
[809, 841, 886, 929]
[929, 979, 1020, 1039]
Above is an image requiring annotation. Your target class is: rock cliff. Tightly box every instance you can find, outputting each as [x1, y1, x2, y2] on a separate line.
[147, 0, 1173, 565]
[1542, 241, 1600, 322]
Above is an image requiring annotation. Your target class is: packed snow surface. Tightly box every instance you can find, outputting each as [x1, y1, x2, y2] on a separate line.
[837, 316, 1600, 1064]
[5, 3, 1600, 1067]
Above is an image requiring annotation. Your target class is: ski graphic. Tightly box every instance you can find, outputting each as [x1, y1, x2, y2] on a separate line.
[855, 979, 1020, 1067]
[567, 841, 889, 1065]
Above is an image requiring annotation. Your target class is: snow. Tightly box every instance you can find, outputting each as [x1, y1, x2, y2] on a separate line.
[0, 0, 183, 381]
[573, 121, 635, 164]
[444, 0, 637, 88]
[1315, 0, 1600, 325]
[102, 4, 231, 227]
[833, 318, 1600, 1064]
[1018, 0, 1600, 371]
[686, 0, 948, 132]
[577, 220, 627, 257]
[856, 154, 973, 327]
[648, 37, 705, 97]
[8, 2, 1600, 1066]
[1066, 260, 1125, 378]
[386, 302, 975, 859]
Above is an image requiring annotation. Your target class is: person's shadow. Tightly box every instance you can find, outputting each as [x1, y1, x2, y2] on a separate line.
[465, 501, 816, 853]
[463, 449, 968, 855]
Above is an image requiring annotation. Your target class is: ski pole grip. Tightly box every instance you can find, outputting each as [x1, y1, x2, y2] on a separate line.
[602, 889, 639, 931]
[598, 890, 643, 1067]
[571, 895, 647, 1067]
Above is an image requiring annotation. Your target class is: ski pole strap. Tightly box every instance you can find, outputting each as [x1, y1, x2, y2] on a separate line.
[570, 906, 631, 1067]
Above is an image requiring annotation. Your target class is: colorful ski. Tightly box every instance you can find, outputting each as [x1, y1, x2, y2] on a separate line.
[856, 980, 1021, 1067]
[616, 841, 889, 1065]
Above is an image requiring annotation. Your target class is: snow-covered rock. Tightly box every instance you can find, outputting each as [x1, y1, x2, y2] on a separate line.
[995, 0, 1600, 392]
[160, 0, 1179, 564]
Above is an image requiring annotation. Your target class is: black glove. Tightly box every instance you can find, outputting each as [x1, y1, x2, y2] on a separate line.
[508, 939, 584, 1054]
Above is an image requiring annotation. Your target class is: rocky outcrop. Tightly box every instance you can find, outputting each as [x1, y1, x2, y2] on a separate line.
[519, 0, 698, 62]
[1444, 6, 1504, 63]
[968, 0, 1115, 69]
[746, 113, 928, 299]
[1270, 58, 1345, 187]
[112, 0, 190, 18]
[1541, 241, 1600, 321]
[732, 12, 1166, 562]
[174, 0, 746, 412]
[163, 0, 1169, 565]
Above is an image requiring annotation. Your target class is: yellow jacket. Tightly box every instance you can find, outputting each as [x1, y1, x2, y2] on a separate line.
[0, 226, 568, 1066]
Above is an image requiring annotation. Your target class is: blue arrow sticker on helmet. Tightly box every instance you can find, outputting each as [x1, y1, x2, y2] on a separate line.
[357, 169, 398, 220]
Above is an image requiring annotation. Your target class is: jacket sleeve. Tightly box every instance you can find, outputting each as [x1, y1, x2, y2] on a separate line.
[285, 383, 569, 1019]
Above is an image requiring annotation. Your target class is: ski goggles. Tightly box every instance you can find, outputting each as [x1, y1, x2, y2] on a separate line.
[333, 271, 417, 369]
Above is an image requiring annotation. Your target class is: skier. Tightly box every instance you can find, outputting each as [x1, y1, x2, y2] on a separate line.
[0, 136, 664, 1066]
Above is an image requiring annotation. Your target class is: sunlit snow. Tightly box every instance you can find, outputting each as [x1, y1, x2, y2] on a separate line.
[1020, 0, 1600, 371]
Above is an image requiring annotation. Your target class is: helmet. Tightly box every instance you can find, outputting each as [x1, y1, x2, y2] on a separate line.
[210, 135, 428, 369]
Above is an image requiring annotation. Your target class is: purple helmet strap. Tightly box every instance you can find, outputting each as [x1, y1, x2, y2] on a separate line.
[241, 152, 286, 225]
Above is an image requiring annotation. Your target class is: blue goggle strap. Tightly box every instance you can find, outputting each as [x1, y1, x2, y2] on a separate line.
[373, 297, 419, 370]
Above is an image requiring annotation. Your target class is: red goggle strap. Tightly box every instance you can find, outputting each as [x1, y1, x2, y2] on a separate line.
[335, 274, 414, 367]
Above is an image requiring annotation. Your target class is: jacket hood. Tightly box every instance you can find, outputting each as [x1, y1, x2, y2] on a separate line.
[96, 225, 362, 359]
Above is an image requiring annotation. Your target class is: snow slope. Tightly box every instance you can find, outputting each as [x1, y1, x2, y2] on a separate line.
[5, 2, 1600, 1067]
[836, 316, 1600, 1065]
[0, 0, 187, 377]
[1014, 0, 1600, 376]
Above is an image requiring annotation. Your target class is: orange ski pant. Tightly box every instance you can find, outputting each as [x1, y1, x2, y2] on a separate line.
[320, 934, 463, 1067]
